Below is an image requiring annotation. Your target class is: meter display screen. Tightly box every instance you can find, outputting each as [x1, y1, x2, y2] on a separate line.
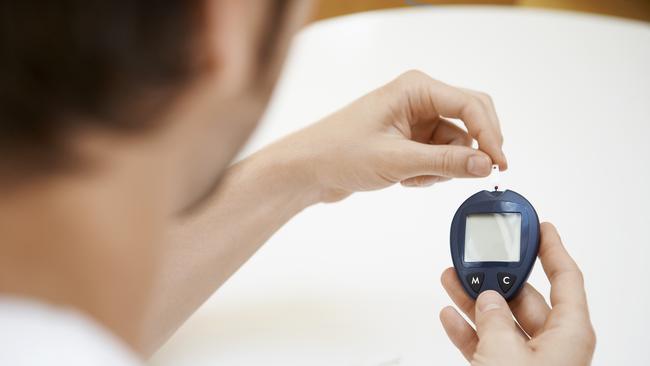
[464, 213, 521, 262]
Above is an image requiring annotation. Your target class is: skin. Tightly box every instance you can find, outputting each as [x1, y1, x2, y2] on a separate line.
[141, 69, 509, 352]
[440, 223, 596, 365]
[0, 0, 595, 364]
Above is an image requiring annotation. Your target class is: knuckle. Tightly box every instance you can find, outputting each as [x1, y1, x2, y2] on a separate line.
[384, 70, 431, 97]
[571, 267, 585, 286]
[434, 149, 455, 176]
[461, 96, 484, 120]
[395, 69, 435, 88]
[400, 69, 427, 81]
[476, 91, 494, 105]
[471, 95, 486, 111]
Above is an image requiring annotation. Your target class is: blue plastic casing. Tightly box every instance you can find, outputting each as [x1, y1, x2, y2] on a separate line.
[450, 190, 540, 301]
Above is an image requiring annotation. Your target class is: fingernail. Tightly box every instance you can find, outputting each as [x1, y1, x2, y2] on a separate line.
[478, 291, 503, 313]
[418, 176, 440, 187]
[467, 155, 491, 176]
[401, 176, 440, 187]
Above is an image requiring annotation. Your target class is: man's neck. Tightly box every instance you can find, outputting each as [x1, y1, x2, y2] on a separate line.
[0, 165, 166, 353]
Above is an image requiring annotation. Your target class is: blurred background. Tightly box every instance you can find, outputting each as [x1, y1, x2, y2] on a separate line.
[314, 0, 650, 22]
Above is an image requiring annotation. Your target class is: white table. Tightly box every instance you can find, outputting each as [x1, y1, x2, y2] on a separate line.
[151, 6, 650, 365]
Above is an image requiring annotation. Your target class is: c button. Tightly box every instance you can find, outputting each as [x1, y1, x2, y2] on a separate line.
[497, 272, 517, 293]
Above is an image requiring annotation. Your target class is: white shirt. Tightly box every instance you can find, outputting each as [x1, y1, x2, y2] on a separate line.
[0, 296, 141, 366]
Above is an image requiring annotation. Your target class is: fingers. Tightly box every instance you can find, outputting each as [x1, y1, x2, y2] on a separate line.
[400, 119, 471, 187]
[409, 117, 438, 144]
[441, 267, 477, 321]
[439, 306, 478, 361]
[538, 222, 593, 335]
[459, 88, 507, 169]
[474, 291, 526, 346]
[442, 268, 550, 338]
[460, 88, 501, 130]
[538, 223, 588, 309]
[507, 284, 551, 337]
[400, 175, 449, 187]
[536, 223, 596, 355]
[430, 118, 473, 147]
[394, 141, 492, 179]
[386, 70, 507, 169]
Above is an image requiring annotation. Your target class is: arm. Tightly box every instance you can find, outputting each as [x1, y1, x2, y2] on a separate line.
[142, 70, 508, 353]
[141, 144, 320, 351]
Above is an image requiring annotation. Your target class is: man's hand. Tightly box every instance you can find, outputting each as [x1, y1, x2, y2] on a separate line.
[146, 70, 508, 352]
[440, 223, 596, 366]
[264, 70, 507, 202]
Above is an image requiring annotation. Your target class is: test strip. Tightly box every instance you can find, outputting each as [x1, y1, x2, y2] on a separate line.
[490, 164, 500, 191]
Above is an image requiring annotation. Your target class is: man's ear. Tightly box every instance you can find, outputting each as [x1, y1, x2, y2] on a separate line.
[202, 0, 269, 96]
[202, 0, 314, 96]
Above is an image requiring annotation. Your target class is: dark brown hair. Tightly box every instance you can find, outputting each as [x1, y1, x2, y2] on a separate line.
[0, 1, 207, 175]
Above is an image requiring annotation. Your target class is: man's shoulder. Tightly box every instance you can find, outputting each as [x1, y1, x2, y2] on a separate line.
[0, 296, 141, 366]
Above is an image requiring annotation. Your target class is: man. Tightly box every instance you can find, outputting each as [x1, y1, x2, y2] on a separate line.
[0, 1, 595, 364]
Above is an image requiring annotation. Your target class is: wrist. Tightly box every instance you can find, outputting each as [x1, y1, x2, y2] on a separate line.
[248, 141, 325, 209]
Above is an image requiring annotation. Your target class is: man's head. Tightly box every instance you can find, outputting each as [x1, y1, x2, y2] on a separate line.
[0, 0, 310, 209]
[0, 0, 312, 348]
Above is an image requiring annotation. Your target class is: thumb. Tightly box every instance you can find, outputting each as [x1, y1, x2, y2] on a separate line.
[474, 291, 521, 343]
[394, 141, 493, 179]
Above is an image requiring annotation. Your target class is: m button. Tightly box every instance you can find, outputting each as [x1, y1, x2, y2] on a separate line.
[466, 272, 485, 293]
[497, 272, 517, 293]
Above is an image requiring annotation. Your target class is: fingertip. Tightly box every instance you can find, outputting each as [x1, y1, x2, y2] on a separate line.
[508, 283, 550, 337]
[539, 223, 564, 254]
[439, 304, 479, 361]
[476, 290, 507, 313]
[439, 305, 457, 322]
[540, 222, 558, 235]
[441, 267, 456, 286]
[499, 154, 508, 171]
[439, 306, 468, 338]
[467, 153, 492, 177]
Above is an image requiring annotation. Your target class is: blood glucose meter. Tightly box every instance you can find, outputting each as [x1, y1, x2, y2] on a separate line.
[450, 185, 540, 301]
